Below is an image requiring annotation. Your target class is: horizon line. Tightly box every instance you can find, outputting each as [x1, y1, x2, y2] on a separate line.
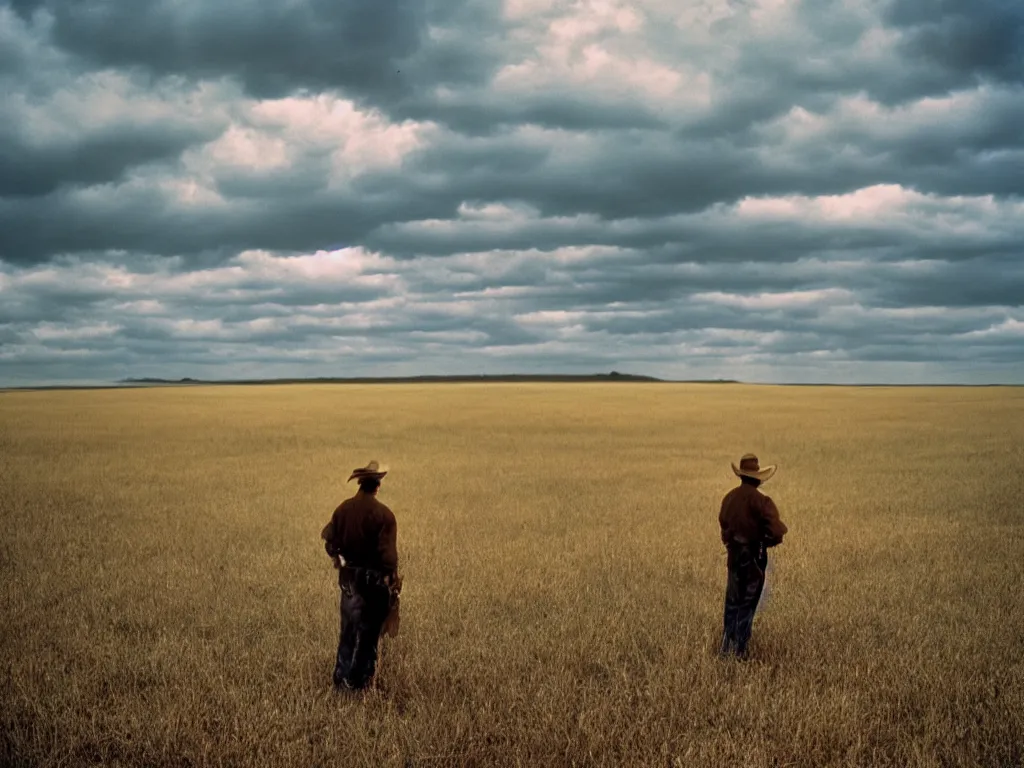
[2, 372, 1023, 392]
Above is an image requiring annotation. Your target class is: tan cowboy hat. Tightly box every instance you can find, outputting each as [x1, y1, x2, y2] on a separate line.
[732, 453, 777, 482]
[347, 460, 388, 482]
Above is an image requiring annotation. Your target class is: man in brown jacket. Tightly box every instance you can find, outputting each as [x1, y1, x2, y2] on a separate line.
[719, 453, 788, 659]
[321, 460, 399, 690]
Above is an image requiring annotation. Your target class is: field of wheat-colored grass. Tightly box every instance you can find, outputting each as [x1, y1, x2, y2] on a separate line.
[2, 383, 1023, 767]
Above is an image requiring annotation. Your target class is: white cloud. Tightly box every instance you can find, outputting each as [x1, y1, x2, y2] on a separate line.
[6, 71, 232, 148]
[32, 322, 122, 341]
[495, 0, 708, 111]
[959, 317, 1024, 339]
[693, 288, 855, 310]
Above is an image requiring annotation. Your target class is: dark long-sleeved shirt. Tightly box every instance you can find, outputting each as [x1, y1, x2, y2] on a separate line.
[719, 483, 788, 547]
[321, 491, 398, 573]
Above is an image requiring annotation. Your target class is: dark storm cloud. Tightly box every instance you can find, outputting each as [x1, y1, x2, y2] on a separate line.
[368, 195, 1024, 268]
[4, 0, 1024, 264]
[692, 0, 1021, 113]
[2, 140, 1019, 268]
[407, 134, 860, 220]
[885, 0, 1024, 86]
[8, 0, 503, 105]
[11, 92, 1022, 267]
[3, 0, 666, 135]
[0, 10, 234, 201]
[0, 182, 459, 266]
[872, 258, 1024, 309]
[1, 0, 1023, 385]
[404, 96, 668, 135]
[0, 117, 221, 198]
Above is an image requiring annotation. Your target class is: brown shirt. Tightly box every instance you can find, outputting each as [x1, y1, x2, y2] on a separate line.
[321, 491, 398, 573]
[719, 483, 788, 547]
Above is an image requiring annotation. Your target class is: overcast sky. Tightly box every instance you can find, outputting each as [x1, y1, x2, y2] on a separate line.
[1, 0, 1022, 385]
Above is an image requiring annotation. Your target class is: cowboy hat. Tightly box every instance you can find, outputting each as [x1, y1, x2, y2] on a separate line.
[347, 460, 388, 483]
[732, 453, 776, 482]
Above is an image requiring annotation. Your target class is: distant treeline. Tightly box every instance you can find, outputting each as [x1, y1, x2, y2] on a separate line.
[118, 372, 687, 385]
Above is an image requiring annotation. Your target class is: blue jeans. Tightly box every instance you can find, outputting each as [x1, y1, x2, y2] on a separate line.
[721, 542, 768, 657]
[334, 568, 391, 689]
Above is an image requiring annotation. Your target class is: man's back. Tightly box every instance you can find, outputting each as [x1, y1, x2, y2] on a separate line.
[719, 483, 787, 546]
[323, 492, 398, 573]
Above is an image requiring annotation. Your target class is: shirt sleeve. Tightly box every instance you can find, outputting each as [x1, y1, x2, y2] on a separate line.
[759, 495, 788, 545]
[378, 509, 399, 574]
[321, 512, 339, 558]
[718, 497, 731, 544]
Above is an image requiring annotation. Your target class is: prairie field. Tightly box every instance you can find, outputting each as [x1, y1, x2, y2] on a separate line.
[2, 383, 1023, 768]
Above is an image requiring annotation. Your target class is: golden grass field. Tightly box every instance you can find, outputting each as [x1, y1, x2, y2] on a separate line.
[2, 383, 1023, 767]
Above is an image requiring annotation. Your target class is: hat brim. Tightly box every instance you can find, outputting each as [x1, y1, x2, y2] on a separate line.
[732, 463, 776, 482]
[348, 469, 388, 482]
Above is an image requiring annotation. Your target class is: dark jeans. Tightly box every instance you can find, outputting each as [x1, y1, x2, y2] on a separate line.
[334, 567, 391, 690]
[720, 542, 768, 657]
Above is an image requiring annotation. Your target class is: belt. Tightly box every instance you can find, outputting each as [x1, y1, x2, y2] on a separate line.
[340, 564, 390, 586]
[726, 538, 766, 551]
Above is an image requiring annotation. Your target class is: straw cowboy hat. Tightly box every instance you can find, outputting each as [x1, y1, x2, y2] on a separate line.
[732, 453, 777, 482]
[347, 460, 388, 483]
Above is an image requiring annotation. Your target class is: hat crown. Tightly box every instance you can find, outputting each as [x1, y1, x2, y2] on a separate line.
[739, 454, 760, 471]
[347, 459, 388, 482]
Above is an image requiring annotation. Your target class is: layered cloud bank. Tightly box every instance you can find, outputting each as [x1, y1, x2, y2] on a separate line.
[2, 0, 1022, 384]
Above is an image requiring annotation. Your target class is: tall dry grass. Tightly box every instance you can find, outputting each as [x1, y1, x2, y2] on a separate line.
[2, 383, 1023, 767]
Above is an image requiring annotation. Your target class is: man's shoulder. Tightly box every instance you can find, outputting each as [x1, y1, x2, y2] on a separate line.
[371, 497, 396, 520]
[335, 494, 362, 514]
[721, 485, 744, 503]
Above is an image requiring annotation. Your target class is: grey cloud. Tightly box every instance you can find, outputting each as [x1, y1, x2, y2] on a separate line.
[0, 12, 233, 198]
[681, 2, 905, 123]
[849, 340, 1023, 364]
[0, 183, 457, 265]
[3, 137, 1018, 269]
[1, 3, 49, 75]
[369, 200, 1022, 271]
[210, 162, 332, 201]
[0, 335, 425, 386]
[413, 99, 666, 135]
[4, 71, 1023, 266]
[885, 0, 1024, 86]
[23, 0, 420, 97]
[393, 126, 1024, 225]
[4, 274, 393, 317]
[5, 0, 667, 136]
[873, 258, 1024, 308]
[0, 118, 220, 198]
[2, 0, 1024, 384]
[12, 0, 504, 107]
[754, 85, 1024, 167]
[717, 0, 1021, 110]
[371, 216, 858, 262]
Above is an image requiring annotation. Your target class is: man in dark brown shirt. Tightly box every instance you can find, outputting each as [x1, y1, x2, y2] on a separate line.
[718, 453, 788, 659]
[321, 460, 399, 690]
